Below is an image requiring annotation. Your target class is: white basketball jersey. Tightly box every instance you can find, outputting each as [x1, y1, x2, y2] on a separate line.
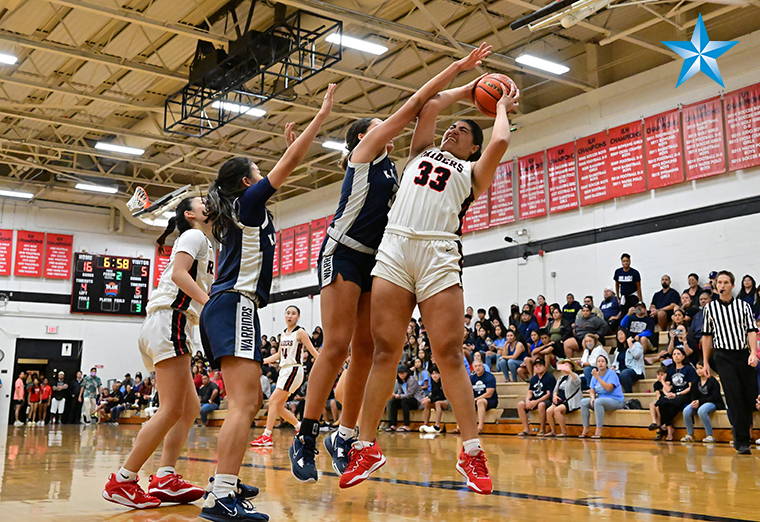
[279, 326, 304, 368]
[387, 148, 473, 236]
[146, 228, 214, 324]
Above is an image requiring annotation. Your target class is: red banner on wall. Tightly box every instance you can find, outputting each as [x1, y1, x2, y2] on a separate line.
[518, 152, 547, 220]
[327, 214, 335, 227]
[294, 224, 310, 272]
[683, 97, 726, 180]
[489, 161, 515, 226]
[310, 218, 326, 269]
[546, 143, 578, 214]
[462, 194, 490, 233]
[154, 245, 172, 286]
[273, 231, 280, 278]
[14, 230, 45, 277]
[724, 83, 760, 171]
[577, 131, 612, 206]
[280, 227, 295, 275]
[608, 121, 646, 198]
[44, 233, 73, 279]
[644, 109, 684, 189]
[0, 229, 11, 276]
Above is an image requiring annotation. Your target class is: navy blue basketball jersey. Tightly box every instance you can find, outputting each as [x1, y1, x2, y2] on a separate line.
[325, 151, 398, 254]
[210, 177, 277, 307]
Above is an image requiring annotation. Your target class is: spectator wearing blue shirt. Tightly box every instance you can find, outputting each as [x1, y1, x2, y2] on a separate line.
[412, 358, 431, 396]
[580, 355, 625, 438]
[620, 302, 655, 352]
[470, 351, 491, 373]
[517, 330, 543, 381]
[470, 361, 498, 433]
[611, 329, 646, 393]
[600, 287, 622, 331]
[490, 325, 508, 368]
[518, 312, 539, 341]
[650, 275, 682, 331]
[687, 292, 712, 363]
[496, 330, 527, 382]
[614, 253, 642, 315]
[737, 275, 760, 317]
[516, 358, 556, 436]
[562, 294, 582, 324]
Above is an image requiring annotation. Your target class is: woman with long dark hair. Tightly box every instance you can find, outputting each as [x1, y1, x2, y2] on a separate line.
[198, 85, 335, 521]
[737, 274, 759, 316]
[103, 195, 213, 509]
[290, 45, 492, 482]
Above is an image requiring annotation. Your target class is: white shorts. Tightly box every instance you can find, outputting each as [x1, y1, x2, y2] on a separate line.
[50, 398, 66, 414]
[276, 365, 304, 394]
[371, 232, 463, 303]
[138, 308, 195, 371]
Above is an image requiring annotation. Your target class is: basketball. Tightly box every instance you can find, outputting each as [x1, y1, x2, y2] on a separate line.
[474, 73, 515, 117]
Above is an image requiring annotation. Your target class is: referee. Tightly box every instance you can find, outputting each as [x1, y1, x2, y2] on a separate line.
[702, 270, 759, 454]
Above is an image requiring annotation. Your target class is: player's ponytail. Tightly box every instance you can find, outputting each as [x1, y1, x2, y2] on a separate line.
[206, 157, 252, 244]
[340, 117, 374, 170]
[461, 119, 483, 161]
[156, 197, 195, 254]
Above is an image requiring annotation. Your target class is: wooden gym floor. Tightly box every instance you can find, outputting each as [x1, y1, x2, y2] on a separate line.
[1, 424, 758, 521]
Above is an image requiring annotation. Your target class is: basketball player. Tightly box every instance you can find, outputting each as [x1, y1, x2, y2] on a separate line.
[250, 305, 319, 446]
[289, 43, 493, 483]
[340, 78, 519, 494]
[199, 84, 335, 522]
[102, 195, 213, 509]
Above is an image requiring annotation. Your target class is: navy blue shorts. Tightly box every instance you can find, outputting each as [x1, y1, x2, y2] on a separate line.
[318, 238, 376, 293]
[199, 291, 262, 369]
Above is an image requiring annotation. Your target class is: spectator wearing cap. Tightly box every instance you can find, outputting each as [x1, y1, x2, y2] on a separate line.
[545, 359, 582, 437]
[386, 364, 424, 432]
[471, 360, 498, 433]
[614, 253, 642, 315]
[516, 357, 555, 436]
[562, 304, 608, 357]
[600, 287, 622, 331]
[611, 329, 646, 393]
[580, 354, 625, 438]
[706, 271, 720, 301]
[576, 296, 604, 322]
[620, 302, 655, 352]
[650, 275, 681, 331]
[562, 294, 582, 325]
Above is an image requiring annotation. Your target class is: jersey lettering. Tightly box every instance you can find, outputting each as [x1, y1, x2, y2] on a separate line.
[207, 260, 214, 275]
[414, 161, 452, 192]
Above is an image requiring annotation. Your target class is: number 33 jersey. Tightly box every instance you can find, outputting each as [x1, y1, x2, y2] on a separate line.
[387, 147, 473, 236]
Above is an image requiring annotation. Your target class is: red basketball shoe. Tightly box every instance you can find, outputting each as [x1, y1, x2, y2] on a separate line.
[102, 473, 161, 509]
[339, 441, 386, 489]
[456, 448, 493, 494]
[250, 434, 274, 447]
[148, 472, 204, 503]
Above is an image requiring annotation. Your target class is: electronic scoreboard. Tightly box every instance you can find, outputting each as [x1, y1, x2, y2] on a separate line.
[71, 253, 150, 316]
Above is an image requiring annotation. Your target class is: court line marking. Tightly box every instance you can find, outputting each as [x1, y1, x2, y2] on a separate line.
[179, 456, 752, 522]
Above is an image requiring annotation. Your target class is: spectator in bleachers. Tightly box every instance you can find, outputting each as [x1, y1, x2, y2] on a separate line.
[518, 311, 539, 341]
[654, 347, 696, 441]
[496, 330, 527, 382]
[517, 330, 543, 381]
[547, 306, 572, 358]
[516, 358, 555, 436]
[534, 330, 558, 368]
[580, 355, 625, 438]
[705, 270, 720, 300]
[577, 296, 604, 321]
[211, 370, 225, 399]
[474, 326, 490, 356]
[476, 308, 492, 336]
[648, 366, 668, 433]
[137, 375, 153, 407]
[464, 313, 475, 333]
[413, 358, 431, 395]
[738, 275, 759, 317]
[600, 287, 622, 332]
[684, 273, 705, 304]
[562, 294, 582, 325]
[578, 334, 610, 386]
[563, 304, 608, 357]
[386, 364, 424, 432]
[311, 326, 324, 348]
[197, 373, 220, 426]
[680, 292, 700, 325]
[418, 348, 433, 372]
[488, 306, 503, 328]
[508, 304, 521, 329]
[420, 366, 449, 434]
[613, 329, 645, 393]
[687, 292, 711, 364]
[648, 310, 690, 364]
[620, 302, 655, 352]
[681, 361, 724, 443]
[650, 275, 681, 331]
[535, 295, 550, 329]
[471, 351, 491, 373]
[614, 253, 642, 315]
[545, 359, 582, 437]
[471, 360, 498, 434]
[492, 325, 507, 364]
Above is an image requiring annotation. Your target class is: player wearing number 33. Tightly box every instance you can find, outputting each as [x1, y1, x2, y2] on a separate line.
[341, 70, 520, 494]
[103, 196, 214, 510]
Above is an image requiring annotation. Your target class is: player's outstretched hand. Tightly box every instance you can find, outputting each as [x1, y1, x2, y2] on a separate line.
[497, 80, 520, 114]
[284, 122, 296, 148]
[319, 83, 337, 115]
[457, 43, 492, 71]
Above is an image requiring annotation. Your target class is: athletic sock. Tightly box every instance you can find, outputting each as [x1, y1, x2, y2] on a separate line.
[353, 440, 374, 451]
[294, 422, 301, 432]
[263, 429, 272, 437]
[463, 438, 483, 456]
[337, 425, 355, 440]
[156, 466, 175, 477]
[116, 467, 138, 483]
[298, 418, 319, 438]
[212, 474, 238, 498]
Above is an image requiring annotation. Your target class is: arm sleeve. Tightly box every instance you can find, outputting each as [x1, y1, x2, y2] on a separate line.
[173, 229, 206, 259]
[620, 314, 631, 329]
[237, 177, 277, 227]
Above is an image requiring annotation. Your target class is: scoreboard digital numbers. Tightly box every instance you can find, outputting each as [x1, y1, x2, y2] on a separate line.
[71, 253, 150, 316]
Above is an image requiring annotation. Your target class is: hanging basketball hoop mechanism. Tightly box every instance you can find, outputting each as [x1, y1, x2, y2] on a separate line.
[126, 186, 150, 212]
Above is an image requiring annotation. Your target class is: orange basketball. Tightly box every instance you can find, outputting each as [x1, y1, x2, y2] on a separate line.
[473, 73, 515, 117]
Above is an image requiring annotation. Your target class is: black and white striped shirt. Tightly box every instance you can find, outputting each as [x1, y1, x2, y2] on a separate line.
[702, 298, 758, 351]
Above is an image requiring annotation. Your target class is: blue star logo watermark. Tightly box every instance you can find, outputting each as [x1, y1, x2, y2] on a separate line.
[662, 13, 738, 87]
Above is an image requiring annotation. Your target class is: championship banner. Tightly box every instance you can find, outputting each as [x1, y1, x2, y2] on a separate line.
[462, 194, 490, 233]
[608, 121, 646, 197]
[546, 143, 578, 214]
[577, 131, 612, 206]
[14, 230, 45, 277]
[644, 109, 685, 189]
[518, 152, 547, 220]
[273, 231, 280, 277]
[280, 227, 295, 275]
[310, 218, 326, 269]
[683, 97, 726, 180]
[0, 229, 12, 276]
[724, 83, 760, 171]
[153, 245, 172, 287]
[44, 233, 73, 279]
[293, 223, 310, 272]
[489, 160, 515, 226]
